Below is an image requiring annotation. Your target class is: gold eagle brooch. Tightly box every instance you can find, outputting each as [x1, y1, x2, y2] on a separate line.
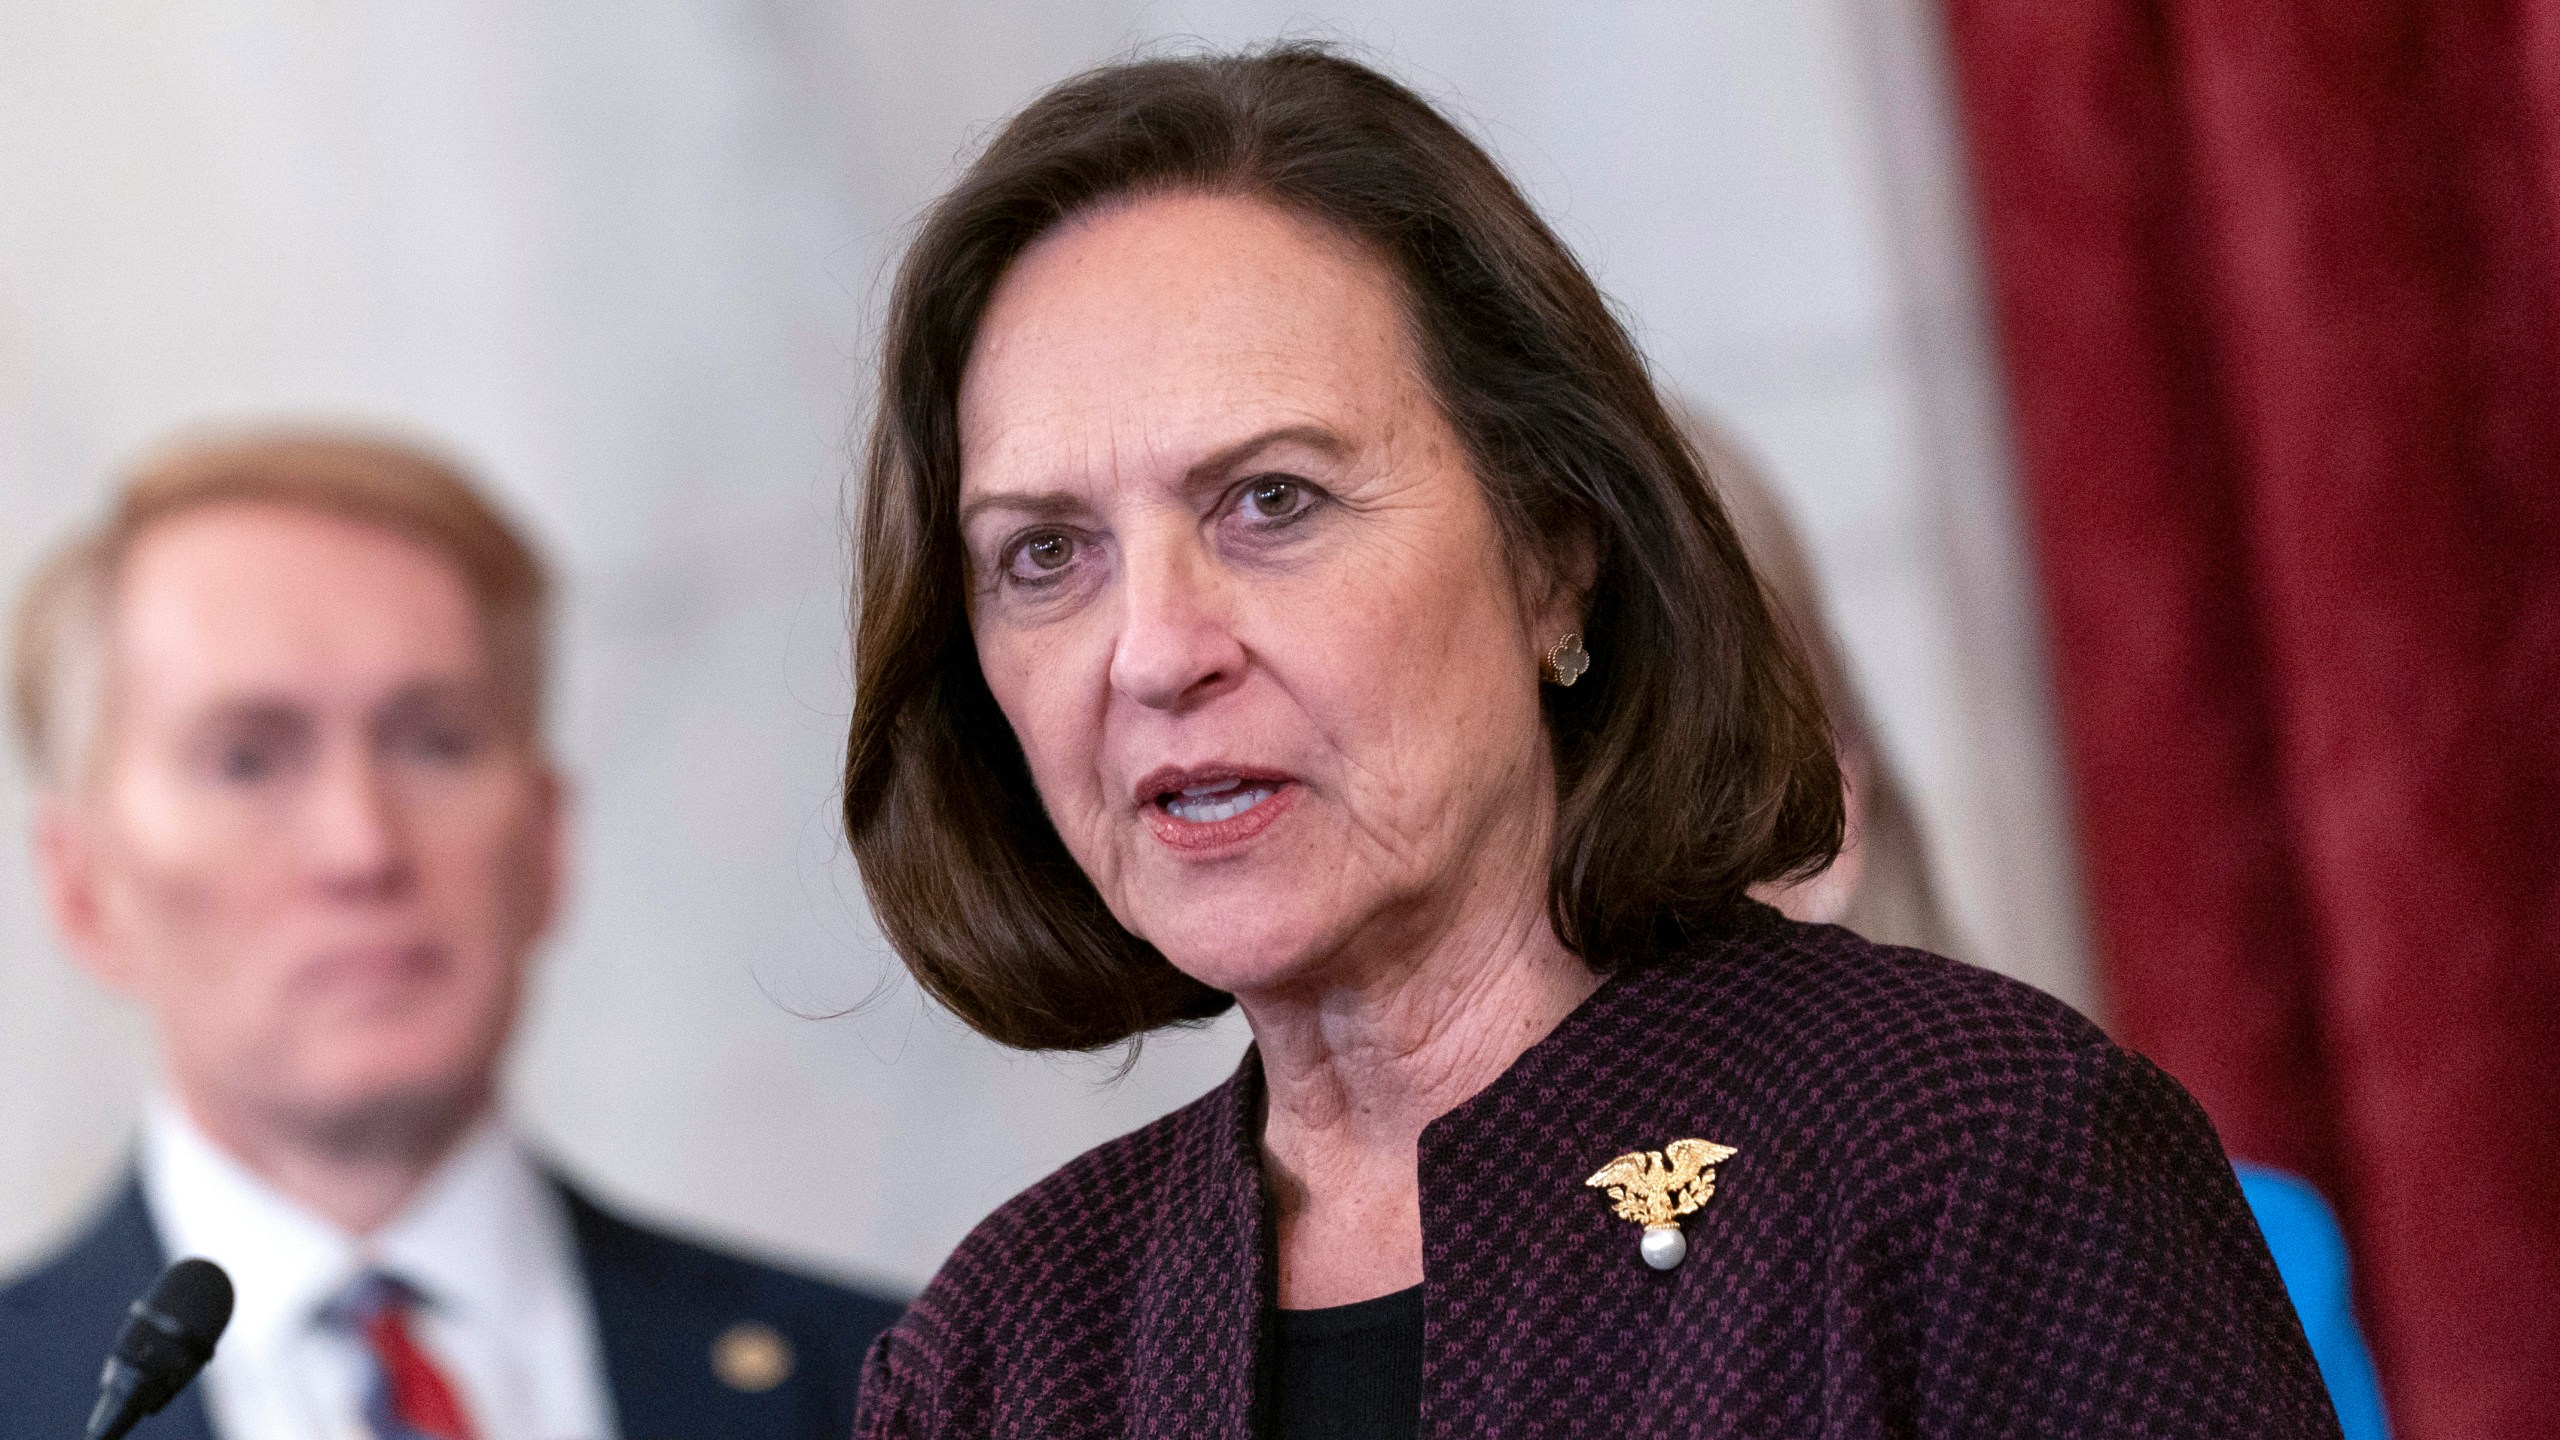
[1585, 1137, 1737, 1270]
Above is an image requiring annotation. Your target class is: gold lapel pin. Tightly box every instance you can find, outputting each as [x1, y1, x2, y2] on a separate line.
[1586, 1138, 1737, 1270]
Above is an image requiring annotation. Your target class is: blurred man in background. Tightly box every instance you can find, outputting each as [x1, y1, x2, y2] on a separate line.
[0, 428, 897, 1440]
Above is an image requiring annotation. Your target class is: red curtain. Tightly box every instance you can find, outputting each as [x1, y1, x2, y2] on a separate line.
[1938, 2, 2560, 1434]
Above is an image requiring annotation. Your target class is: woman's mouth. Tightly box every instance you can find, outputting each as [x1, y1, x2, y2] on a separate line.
[1139, 768, 1299, 851]
[1162, 777, 1277, 823]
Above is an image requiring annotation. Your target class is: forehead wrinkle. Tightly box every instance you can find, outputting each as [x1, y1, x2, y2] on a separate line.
[965, 359, 1387, 514]
[960, 196, 1418, 496]
[966, 400, 1304, 515]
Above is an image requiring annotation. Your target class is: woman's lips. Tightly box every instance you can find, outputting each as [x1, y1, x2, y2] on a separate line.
[1138, 771, 1299, 852]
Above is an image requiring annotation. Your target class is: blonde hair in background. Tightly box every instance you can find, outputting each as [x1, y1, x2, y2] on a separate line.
[1680, 407, 1962, 958]
[8, 425, 552, 790]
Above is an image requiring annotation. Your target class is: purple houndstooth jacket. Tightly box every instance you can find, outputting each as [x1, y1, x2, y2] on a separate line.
[858, 903, 2342, 1438]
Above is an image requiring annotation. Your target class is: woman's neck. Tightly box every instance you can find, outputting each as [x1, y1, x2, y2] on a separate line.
[1240, 862, 1598, 1308]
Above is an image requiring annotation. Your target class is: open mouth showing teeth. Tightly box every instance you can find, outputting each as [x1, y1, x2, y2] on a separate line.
[1161, 777, 1277, 824]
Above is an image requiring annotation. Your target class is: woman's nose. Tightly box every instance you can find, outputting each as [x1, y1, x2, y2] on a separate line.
[1108, 536, 1246, 713]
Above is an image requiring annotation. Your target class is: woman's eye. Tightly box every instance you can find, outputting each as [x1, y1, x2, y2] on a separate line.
[1004, 531, 1080, 582]
[1238, 478, 1312, 523]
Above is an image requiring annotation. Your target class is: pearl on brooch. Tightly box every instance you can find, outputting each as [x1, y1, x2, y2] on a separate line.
[1640, 1225, 1688, 1271]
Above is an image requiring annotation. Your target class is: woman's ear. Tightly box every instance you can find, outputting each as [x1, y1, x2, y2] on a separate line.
[1539, 527, 1601, 636]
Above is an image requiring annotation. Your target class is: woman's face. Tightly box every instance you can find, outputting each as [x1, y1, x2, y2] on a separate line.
[957, 192, 1573, 998]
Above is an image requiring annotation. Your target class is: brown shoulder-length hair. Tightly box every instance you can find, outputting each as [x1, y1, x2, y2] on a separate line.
[845, 44, 1842, 1051]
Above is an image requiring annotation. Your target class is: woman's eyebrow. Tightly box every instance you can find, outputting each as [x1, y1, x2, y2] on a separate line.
[959, 425, 1349, 529]
[957, 489, 1090, 530]
[1183, 424, 1347, 486]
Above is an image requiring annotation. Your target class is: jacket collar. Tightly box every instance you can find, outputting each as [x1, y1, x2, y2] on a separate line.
[1165, 930, 1728, 1435]
[60, 1178, 223, 1440]
[1138, 1048, 1273, 1435]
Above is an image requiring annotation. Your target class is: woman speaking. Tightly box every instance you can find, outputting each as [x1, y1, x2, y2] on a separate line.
[842, 46, 2338, 1440]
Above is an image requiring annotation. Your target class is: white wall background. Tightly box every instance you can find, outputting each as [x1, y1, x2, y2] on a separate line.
[0, 0, 2084, 1292]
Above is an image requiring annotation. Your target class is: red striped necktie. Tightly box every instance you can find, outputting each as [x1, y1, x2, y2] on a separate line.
[323, 1270, 482, 1440]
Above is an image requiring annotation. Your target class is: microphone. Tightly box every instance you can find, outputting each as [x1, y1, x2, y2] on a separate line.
[87, 1257, 234, 1440]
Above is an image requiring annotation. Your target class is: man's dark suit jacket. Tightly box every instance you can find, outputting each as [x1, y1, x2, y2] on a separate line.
[0, 1172, 901, 1440]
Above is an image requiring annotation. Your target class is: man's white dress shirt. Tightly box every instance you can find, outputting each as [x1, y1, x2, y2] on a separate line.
[139, 1098, 620, 1440]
